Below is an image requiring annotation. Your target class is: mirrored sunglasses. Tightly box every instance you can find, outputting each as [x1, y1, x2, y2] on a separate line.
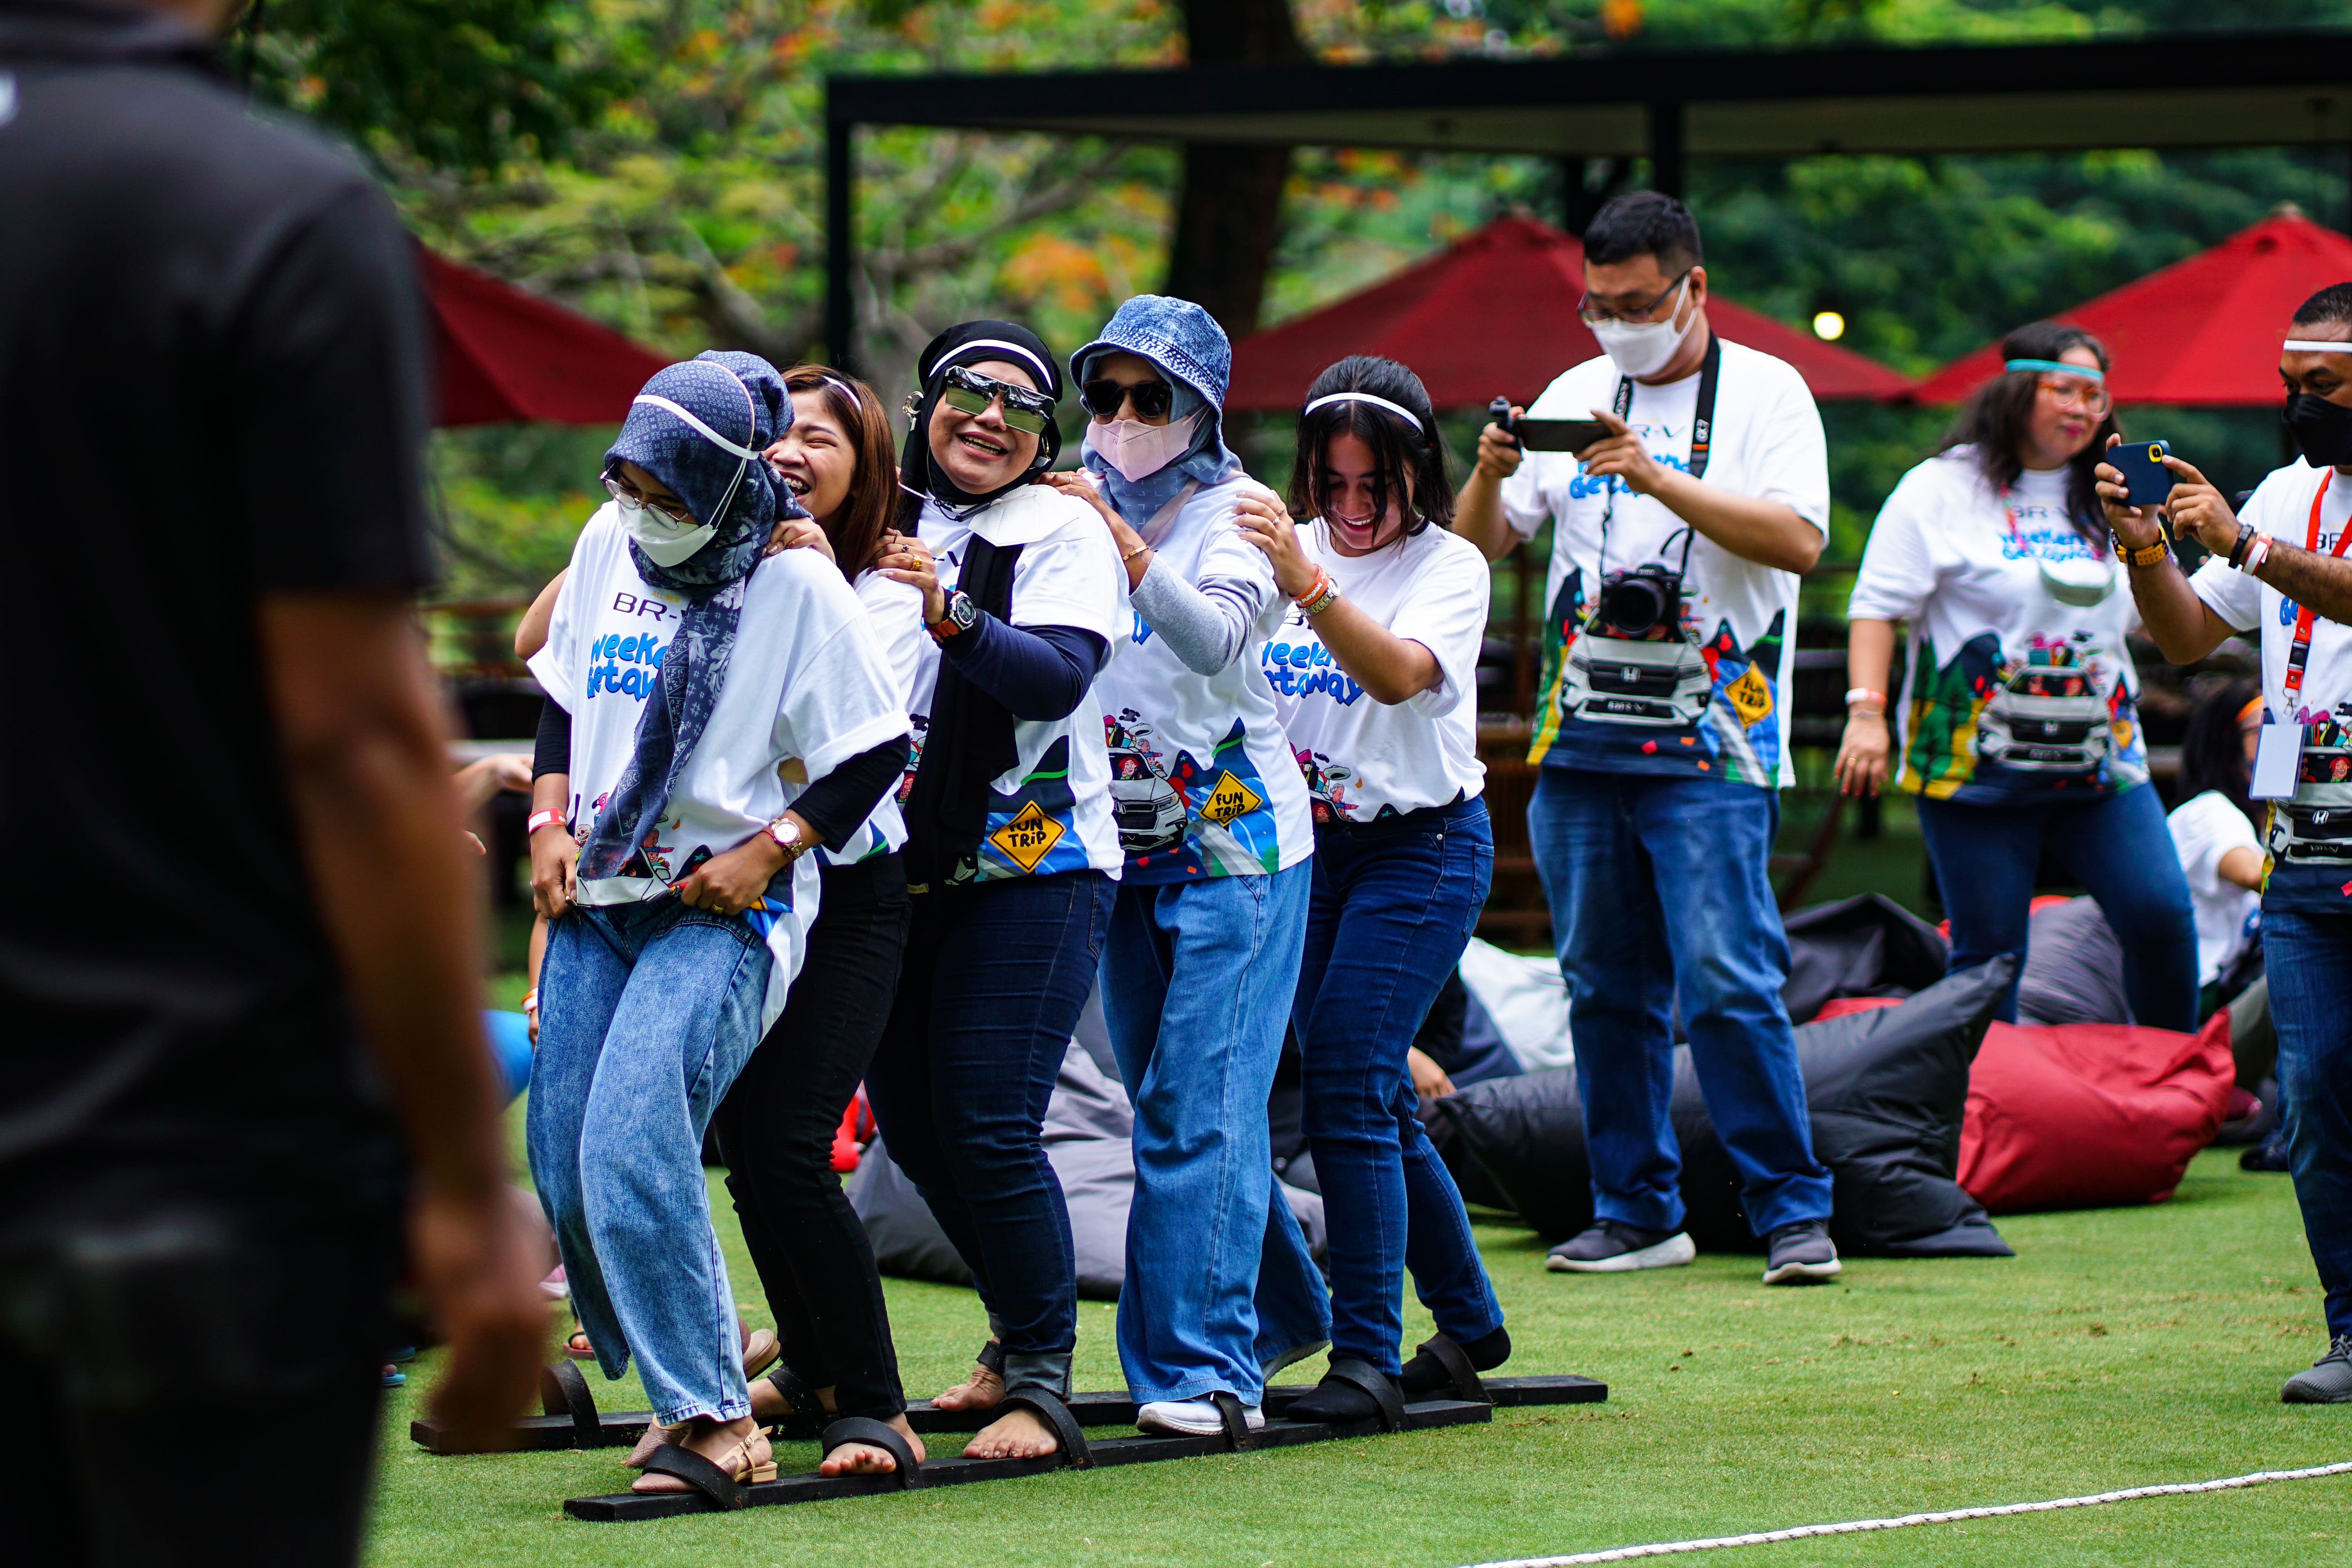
[941, 365, 1056, 435]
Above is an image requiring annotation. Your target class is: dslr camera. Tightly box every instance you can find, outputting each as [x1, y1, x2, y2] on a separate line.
[1593, 562, 1683, 638]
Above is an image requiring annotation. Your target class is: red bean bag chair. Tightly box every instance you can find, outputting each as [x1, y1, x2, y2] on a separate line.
[1955, 1012, 2235, 1213]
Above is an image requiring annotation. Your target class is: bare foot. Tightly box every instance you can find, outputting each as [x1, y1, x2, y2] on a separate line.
[629, 1415, 772, 1493]
[932, 1350, 1004, 1413]
[749, 1378, 837, 1425]
[817, 1414, 927, 1476]
[964, 1405, 1057, 1460]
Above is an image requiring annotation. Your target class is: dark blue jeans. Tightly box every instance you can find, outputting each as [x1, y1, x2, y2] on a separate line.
[2261, 908, 2352, 1340]
[1526, 767, 1832, 1237]
[863, 870, 1114, 1358]
[1917, 784, 2197, 1030]
[1295, 798, 1505, 1375]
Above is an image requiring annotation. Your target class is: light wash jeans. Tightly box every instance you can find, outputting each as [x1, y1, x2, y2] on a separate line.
[1101, 863, 1330, 1404]
[1526, 766, 1832, 1238]
[528, 898, 770, 1424]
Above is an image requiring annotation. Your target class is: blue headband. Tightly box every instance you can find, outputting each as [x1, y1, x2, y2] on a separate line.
[2006, 358, 2105, 382]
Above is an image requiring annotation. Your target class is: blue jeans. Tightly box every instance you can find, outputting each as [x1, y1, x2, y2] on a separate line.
[2260, 909, 2352, 1339]
[528, 898, 771, 1425]
[1527, 767, 1832, 1238]
[1918, 784, 2198, 1030]
[1103, 863, 1330, 1403]
[1296, 800, 1505, 1375]
[863, 870, 1114, 1358]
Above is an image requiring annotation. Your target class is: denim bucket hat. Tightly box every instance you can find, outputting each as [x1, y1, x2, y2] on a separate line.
[1068, 293, 1232, 409]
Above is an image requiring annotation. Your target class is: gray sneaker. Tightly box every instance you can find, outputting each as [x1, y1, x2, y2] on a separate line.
[1545, 1220, 1696, 1274]
[2283, 1335, 2352, 1403]
[1761, 1220, 1842, 1285]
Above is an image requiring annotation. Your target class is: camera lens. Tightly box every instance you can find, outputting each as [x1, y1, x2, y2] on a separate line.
[1600, 577, 1666, 636]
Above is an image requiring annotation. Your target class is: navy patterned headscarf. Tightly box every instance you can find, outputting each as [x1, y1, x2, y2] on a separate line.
[579, 351, 800, 882]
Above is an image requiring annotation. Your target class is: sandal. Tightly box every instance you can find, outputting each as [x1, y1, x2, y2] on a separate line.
[624, 1417, 688, 1470]
[741, 1326, 779, 1381]
[633, 1425, 775, 1506]
[819, 1417, 923, 1489]
[563, 1327, 597, 1361]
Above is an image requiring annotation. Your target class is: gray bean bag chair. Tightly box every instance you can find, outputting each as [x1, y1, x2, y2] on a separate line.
[1428, 961, 2015, 1258]
[850, 988, 1325, 1299]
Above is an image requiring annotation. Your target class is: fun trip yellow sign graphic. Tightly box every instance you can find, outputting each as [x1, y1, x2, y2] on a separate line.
[1199, 770, 1263, 826]
[989, 801, 1065, 872]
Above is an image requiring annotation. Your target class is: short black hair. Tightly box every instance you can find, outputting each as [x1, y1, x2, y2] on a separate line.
[1583, 191, 1702, 274]
[2293, 282, 2352, 329]
[1288, 355, 1453, 538]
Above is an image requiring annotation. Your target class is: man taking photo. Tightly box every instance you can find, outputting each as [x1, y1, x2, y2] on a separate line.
[2103, 283, 2352, 1403]
[0, 0, 546, 1559]
[1455, 191, 1838, 1285]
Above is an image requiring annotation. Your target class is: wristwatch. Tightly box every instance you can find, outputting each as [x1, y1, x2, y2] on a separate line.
[764, 815, 809, 859]
[928, 588, 981, 643]
[2112, 530, 2171, 569]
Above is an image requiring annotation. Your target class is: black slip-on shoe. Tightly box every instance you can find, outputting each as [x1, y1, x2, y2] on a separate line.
[2284, 1335, 2352, 1403]
[1545, 1220, 1696, 1274]
[1761, 1220, 1842, 1285]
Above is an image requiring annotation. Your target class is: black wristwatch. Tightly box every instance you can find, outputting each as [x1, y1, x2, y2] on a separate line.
[928, 587, 981, 643]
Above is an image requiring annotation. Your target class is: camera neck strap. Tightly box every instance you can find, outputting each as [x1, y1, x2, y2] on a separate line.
[1611, 331, 1721, 482]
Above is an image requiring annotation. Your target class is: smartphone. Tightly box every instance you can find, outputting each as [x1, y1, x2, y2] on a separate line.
[2108, 440, 2175, 506]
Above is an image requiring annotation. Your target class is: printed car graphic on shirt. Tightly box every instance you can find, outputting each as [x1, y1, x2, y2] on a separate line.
[1292, 746, 1360, 823]
[1900, 630, 2145, 801]
[1103, 714, 1186, 856]
[1108, 711, 1284, 877]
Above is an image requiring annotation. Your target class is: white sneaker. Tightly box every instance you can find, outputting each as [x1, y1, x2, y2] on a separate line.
[1137, 1398, 1266, 1437]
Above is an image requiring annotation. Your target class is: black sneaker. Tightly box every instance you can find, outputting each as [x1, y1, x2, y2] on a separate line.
[2283, 1335, 2352, 1403]
[1761, 1220, 1841, 1285]
[1544, 1220, 1695, 1274]
[2241, 1128, 2292, 1173]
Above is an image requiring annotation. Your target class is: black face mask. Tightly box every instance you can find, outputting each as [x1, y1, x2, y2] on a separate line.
[2285, 392, 2352, 467]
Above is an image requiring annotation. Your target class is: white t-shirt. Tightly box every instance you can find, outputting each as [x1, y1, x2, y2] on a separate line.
[2166, 790, 2262, 988]
[2189, 458, 2352, 912]
[1260, 519, 1489, 821]
[907, 486, 1127, 882]
[1499, 338, 1827, 787]
[1090, 471, 1316, 879]
[817, 566, 925, 868]
[529, 503, 909, 1030]
[1847, 450, 2145, 802]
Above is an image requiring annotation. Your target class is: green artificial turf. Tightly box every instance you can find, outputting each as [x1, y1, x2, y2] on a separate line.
[367, 1145, 2347, 1568]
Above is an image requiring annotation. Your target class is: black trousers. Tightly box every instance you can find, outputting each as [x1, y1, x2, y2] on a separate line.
[712, 852, 912, 1420]
[0, 1161, 398, 1568]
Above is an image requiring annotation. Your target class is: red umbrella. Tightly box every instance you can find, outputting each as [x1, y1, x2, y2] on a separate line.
[1226, 215, 1913, 410]
[419, 247, 671, 426]
[1912, 209, 2352, 407]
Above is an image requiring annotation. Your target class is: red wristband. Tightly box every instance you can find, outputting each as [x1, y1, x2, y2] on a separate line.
[527, 809, 565, 836]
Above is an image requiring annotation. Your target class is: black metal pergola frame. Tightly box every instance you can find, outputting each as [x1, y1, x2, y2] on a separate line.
[822, 29, 2352, 375]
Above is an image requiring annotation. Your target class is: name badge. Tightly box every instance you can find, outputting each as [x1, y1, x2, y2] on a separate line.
[2251, 722, 2305, 800]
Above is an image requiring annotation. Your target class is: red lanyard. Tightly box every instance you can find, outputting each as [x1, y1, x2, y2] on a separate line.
[2283, 471, 2352, 698]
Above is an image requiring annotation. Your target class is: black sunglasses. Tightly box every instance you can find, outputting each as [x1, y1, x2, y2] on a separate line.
[940, 365, 1056, 435]
[1080, 377, 1174, 420]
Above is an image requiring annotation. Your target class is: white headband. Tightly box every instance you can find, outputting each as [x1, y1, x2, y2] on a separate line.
[2286, 340, 2352, 354]
[1303, 390, 1429, 434]
[629, 393, 764, 459]
[928, 338, 1057, 392]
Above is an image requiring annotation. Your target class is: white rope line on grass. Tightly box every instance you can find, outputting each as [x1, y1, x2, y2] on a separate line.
[1452, 1460, 2352, 1568]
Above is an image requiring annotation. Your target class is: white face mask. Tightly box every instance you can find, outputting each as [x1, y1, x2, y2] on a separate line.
[615, 492, 718, 566]
[1588, 276, 1697, 380]
[1086, 408, 1204, 483]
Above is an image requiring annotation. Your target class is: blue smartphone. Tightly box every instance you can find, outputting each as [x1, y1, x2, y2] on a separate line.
[2108, 440, 2174, 506]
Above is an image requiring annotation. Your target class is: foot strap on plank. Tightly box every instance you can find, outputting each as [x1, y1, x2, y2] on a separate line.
[538, 1362, 601, 1448]
[640, 1444, 751, 1510]
[1000, 1384, 1092, 1469]
[819, 1417, 923, 1490]
[1208, 1390, 1255, 1452]
[1322, 1358, 1406, 1433]
[1416, 1333, 1492, 1405]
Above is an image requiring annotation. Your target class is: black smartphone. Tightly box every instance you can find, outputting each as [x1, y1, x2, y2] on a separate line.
[2107, 440, 2175, 506]
[1511, 417, 1612, 453]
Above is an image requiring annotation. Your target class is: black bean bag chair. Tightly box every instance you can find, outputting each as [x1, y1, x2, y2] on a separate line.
[1781, 892, 1951, 1025]
[1427, 959, 2015, 1258]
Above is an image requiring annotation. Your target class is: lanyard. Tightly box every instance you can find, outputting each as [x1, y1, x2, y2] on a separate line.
[1611, 332, 1721, 481]
[2283, 471, 2352, 698]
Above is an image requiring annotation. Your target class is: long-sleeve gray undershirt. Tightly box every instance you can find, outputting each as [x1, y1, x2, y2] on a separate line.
[1129, 556, 1276, 676]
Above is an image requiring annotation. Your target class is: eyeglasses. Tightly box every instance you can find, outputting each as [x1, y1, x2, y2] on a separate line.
[940, 366, 1057, 435]
[1577, 268, 1693, 325]
[1080, 377, 1174, 420]
[2035, 374, 2112, 417]
[603, 470, 696, 526]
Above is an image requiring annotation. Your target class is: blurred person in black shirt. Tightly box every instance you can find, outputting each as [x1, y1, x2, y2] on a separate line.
[0, 0, 544, 1559]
